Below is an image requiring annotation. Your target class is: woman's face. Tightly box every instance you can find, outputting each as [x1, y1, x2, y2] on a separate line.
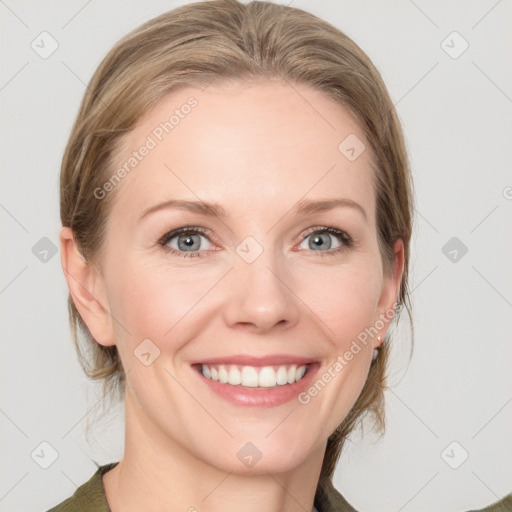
[81, 80, 402, 474]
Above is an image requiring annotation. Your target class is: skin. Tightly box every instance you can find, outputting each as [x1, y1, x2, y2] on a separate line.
[60, 79, 404, 512]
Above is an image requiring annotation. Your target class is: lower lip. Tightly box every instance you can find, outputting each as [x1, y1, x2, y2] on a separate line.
[192, 363, 320, 408]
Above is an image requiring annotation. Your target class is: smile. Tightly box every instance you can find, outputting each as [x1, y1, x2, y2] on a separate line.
[190, 355, 321, 407]
[197, 363, 309, 389]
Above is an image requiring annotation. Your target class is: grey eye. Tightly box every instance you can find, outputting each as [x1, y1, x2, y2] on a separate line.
[167, 233, 212, 252]
[299, 232, 342, 251]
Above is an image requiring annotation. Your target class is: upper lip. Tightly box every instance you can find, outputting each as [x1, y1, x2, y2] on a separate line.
[191, 354, 318, 367]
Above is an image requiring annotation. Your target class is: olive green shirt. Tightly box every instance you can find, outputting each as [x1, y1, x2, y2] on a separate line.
[46, 462, 512, 512]
[45, 462, 356, 512]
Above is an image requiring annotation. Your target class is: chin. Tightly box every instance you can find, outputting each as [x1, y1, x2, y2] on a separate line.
[194, 433, 318, 476]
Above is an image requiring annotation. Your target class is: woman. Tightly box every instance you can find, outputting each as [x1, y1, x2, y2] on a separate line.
[48, 1, 511, 511]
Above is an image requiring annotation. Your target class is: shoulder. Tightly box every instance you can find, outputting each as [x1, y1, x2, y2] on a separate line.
[316, 483, 512, 512]
[466, 492, 512, 512]
[315, 479, 359, 512]
[46, 462, 119, 512]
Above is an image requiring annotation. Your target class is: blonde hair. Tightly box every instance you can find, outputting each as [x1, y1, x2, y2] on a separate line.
[60, 0, 413, 491]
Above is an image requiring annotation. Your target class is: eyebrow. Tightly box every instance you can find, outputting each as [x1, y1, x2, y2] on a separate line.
[138, 199, 227, 223]
[137, 197, 367, 223]
[295, 198, 367, 222]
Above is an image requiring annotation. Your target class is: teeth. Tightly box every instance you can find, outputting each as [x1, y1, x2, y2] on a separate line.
[199, 363, 309, 388]
[295, 365, 306, 381]
[228, 365, 241, 385]
[287, 365, 296, 384]
[202, 365, 211, 379]
[218, 365, 229, 384]
[241, 366, 259, 387]
[276, 366, 288, 385]
[258, 367, 276, 387]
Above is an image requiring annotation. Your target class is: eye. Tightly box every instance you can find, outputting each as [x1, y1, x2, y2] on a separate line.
[298, 227, 352, 254]
[158, 225, 352, 258]
[159, 227, 214, 256]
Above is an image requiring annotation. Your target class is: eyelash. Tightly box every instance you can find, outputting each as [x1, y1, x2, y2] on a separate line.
[158, 226, 211, 258]
[157, 225, 353, 258]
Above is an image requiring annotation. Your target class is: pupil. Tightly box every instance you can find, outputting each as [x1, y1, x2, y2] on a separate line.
[310, 233, 331, 250]
[178, 234, 200, 251]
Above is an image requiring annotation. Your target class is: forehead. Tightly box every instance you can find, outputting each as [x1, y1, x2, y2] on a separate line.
[108, 80, 376, 222]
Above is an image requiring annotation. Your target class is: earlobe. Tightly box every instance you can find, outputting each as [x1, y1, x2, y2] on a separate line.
[59, 226, 115, 347]
[376, 238, 405, 347]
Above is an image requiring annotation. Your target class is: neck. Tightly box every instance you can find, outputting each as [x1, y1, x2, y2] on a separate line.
[103, 388, 324, 512]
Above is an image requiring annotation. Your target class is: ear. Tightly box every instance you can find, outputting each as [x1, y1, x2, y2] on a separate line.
[59, 226, 115, 347]
[375, 238, 405, 347]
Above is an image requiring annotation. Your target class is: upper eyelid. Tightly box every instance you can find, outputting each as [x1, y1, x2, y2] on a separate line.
[159, 226, 214, 243]
[301, 226, 348, 236]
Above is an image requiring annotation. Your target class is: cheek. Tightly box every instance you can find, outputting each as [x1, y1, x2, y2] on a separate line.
[297, 257, 383, 344]
[105, 256, 221, 348]
[107, 250, 383, 347]
[293, 261, 382, 436]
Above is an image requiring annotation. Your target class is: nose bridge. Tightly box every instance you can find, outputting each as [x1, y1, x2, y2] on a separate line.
[223, 238, 300, 331]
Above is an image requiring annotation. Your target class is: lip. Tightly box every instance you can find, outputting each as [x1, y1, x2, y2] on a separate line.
[189, 354, 318, 367]
[191, 361, 321, 408]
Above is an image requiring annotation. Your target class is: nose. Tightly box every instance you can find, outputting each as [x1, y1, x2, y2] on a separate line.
[222, 250, 301, 334]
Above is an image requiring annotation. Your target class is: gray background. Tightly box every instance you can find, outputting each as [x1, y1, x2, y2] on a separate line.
[1, 1, 511, 511]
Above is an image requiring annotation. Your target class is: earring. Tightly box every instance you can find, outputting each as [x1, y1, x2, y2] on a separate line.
[372, 335, 381, 363]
